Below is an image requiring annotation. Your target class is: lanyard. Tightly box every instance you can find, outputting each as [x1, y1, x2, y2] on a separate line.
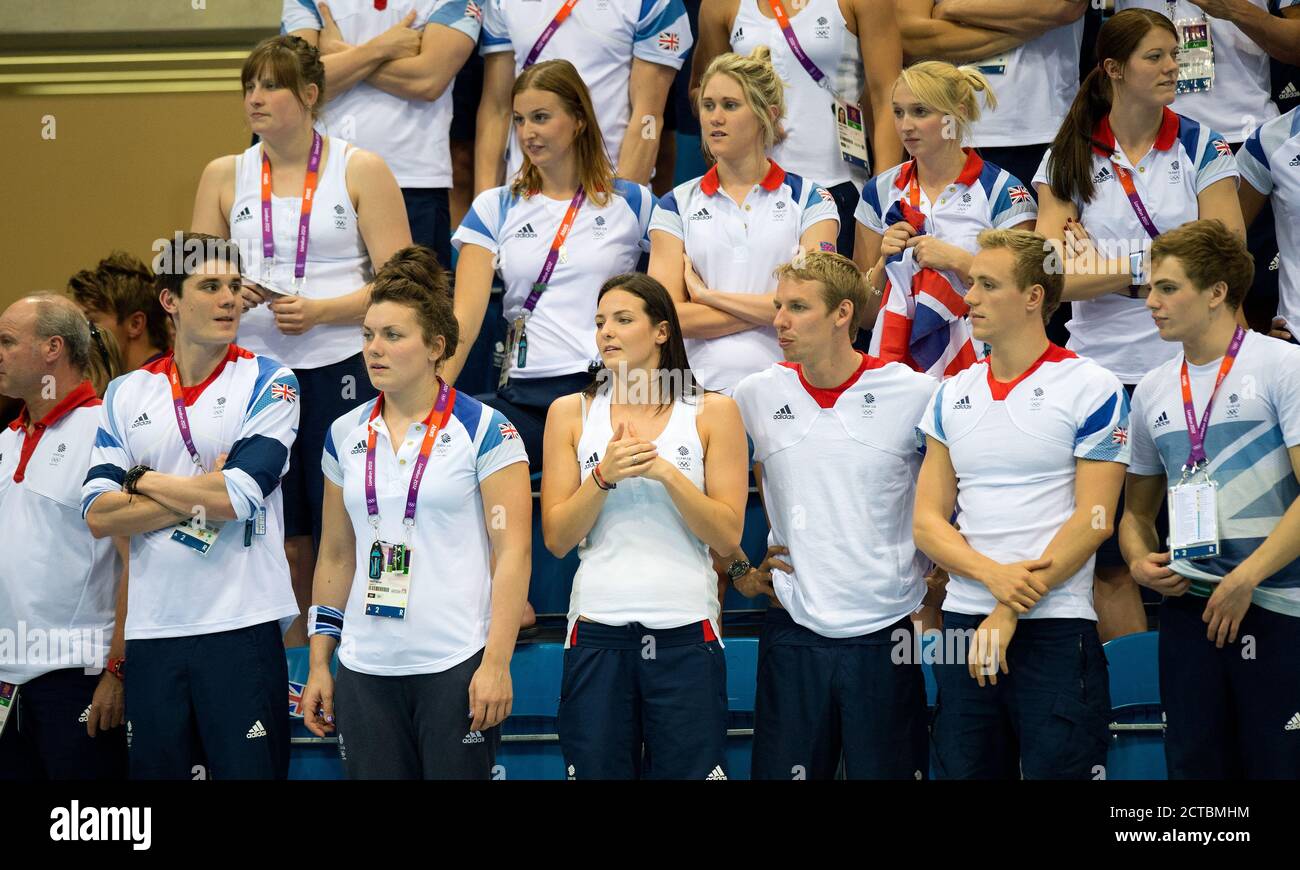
[907, 167, 921, 209]
[523, 0, 582, 68]
[1111, 159, 1162, 240]
[261, 130, 323, 284]
[1179, 325, 1244, 471]
[521, 186, 585, 315]
[167, 359, 211, 471]
[364, 381, 456, 532]
[768, 0, 826, 86]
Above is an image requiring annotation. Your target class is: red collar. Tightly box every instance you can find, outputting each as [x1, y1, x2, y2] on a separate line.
[1091, 107, 1180, 158]
[986, 343, 1076, 401]
[894, 148, 984, 192]
[8, 379, 100, 432]
[781, 352, 886, 409]
[700, 159, 786, 196]
[144, 344, 252, 405]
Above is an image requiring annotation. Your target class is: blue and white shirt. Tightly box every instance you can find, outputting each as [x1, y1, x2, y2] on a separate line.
[918, 345, 1131, 621]
[480, 0, 693, 178]
[1237, 107, 1300, 332]
[1129, 330, 1300, 617]
[650, 161, 839, 392]
[322, 391, 528, 675]
[80, 347, 301, 640]
[452, 179, 653, 380]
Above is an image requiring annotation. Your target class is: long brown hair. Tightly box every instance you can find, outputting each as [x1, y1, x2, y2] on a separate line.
[584, 274, 696, 410]
[510, 60, 614, 207]
[1047, 9, 1177, 205]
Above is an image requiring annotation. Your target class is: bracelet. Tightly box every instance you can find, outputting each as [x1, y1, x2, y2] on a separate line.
[865, 267, 882, 298]
[307, 604, 344, 639]
[123, 465, 151, 495]
[592, 464, 616, 491]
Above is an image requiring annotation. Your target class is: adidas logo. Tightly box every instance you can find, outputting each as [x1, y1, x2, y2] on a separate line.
[130, 412, 151, 429]
[515, 223, 538, 239]
[78, 706, 90, 724]
[583, 452, 600, 470]
[689, 207, 712, 221]
[705, 765, 728, 780]
[952, 395, 972, 410]
[734, 27, 743, 40]
[1290, 154, 1300, 167]
[350, 440, 366, 455]
[233, 205, 253, 223]
[1154, 411, 1170, 429]
[772, 404, 795, 420]
[462, 731, 485, 744]
[1271, 252, 1281, 272]
[246, 720, 267, 739]
[1280, 82, 1299, 100]
[1092, 166, 1113, 184]
[1286, 712, 1300, 731]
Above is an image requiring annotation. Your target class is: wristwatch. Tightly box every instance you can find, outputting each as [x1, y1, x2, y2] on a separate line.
[106, 657, 126, 681]
[726, 559, 752, 581]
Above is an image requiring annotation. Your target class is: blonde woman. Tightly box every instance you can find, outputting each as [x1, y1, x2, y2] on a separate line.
[648, 46, 839, 395]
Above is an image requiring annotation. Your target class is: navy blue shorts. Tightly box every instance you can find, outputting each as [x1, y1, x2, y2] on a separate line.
[752, 608, 928, 780]
[558, 619, 728, 780]
[401, 187, 451, 271]
[475, 371, 592, 477]
[931, 613, 1111, 780]
[125, 621, 289, 780]
[281, 352, 378, 540]
[1159, 592, 1300, 779]
[0, 668, 126, 781]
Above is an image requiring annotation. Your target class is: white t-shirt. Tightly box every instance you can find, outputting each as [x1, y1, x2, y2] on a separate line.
[856, 149, 1038, 253]
[0, 383, 119, 684]
[230, 137, 373, 370]
[730, 0, 865, 187]
[952, 3, 1084, 148]
[81, 347, 301, 641]
[1237, 108, 1300, 331]
[451, 179, 653, 380]
[480, 0, 693, 179]
[280, 0, 481, 188]
[650, 161, 839, 393]
[1033, 109, 1239, 383]
[1129, 329, 1300, 617]
[733, 356, 938, 638]
[322, 390, 528, 675]
[917, 345, 1131, 620]
[1116, 0, 1282, 142]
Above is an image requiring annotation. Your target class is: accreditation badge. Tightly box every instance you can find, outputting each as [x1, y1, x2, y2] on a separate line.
[0, 682, 16, 739]
[171, 517, 222, 555]
[970, 51, 1010, 76]
[832, 92, 870, 170]
[365, 540, 413, 619]
[1168, 478, 1220, 561]
[1174, 17, 1214, 94]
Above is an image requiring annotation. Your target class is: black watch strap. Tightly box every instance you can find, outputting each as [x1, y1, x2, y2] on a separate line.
[124, 465, 151, 494]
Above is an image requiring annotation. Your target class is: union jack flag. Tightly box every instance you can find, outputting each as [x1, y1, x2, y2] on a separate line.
[818, 187, 835, 203]
[288, 680, 306, 718]
[1111, 426, 1129, 446]
[271, 382, 298, 403]
[867, 200, 983, 379]
[1008, 185, 1032, 204]
[1213, 139, 1233, 158]
[465, 0, 482, 21]
[658, 31, 680, 52]
[499, 421, 520, 441]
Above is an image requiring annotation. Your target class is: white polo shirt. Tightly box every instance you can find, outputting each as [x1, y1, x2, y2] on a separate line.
[322, 390, 527, 676]
[281, 0, 481, 189]
[918, 345, 1131, 621]
[0, 382, 119, 684]
[733, 356, 938, 638]
[1116, 0, 1286, 142]
[1237, 107, 1300, 331]
[480, 0, 693, 178]
[650, 161, 839, 393]
[958, 8, 1085, 148]
[1033, 109, 1239, 384]
[451, 179, 653, 380]
[1129, 330, 1300, 617]
[855, 149, 1038, 255]
[81, 346, 301, 641]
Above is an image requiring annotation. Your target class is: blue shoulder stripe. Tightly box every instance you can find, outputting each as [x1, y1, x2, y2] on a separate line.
[1077, 392, 1119, 441]
[451, 390, 484, 445]
[614, 178, 645, 223]
[245, 355, 286, 416]
[786, 171, 804, 205]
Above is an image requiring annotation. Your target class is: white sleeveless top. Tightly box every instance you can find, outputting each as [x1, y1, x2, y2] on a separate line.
[230, 137, 372, 370]
[567, 387, 718, 641]
[731, 0, 865, 188]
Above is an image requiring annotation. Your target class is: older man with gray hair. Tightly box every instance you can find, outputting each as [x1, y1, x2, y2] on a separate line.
[0, 293, 126, 780]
